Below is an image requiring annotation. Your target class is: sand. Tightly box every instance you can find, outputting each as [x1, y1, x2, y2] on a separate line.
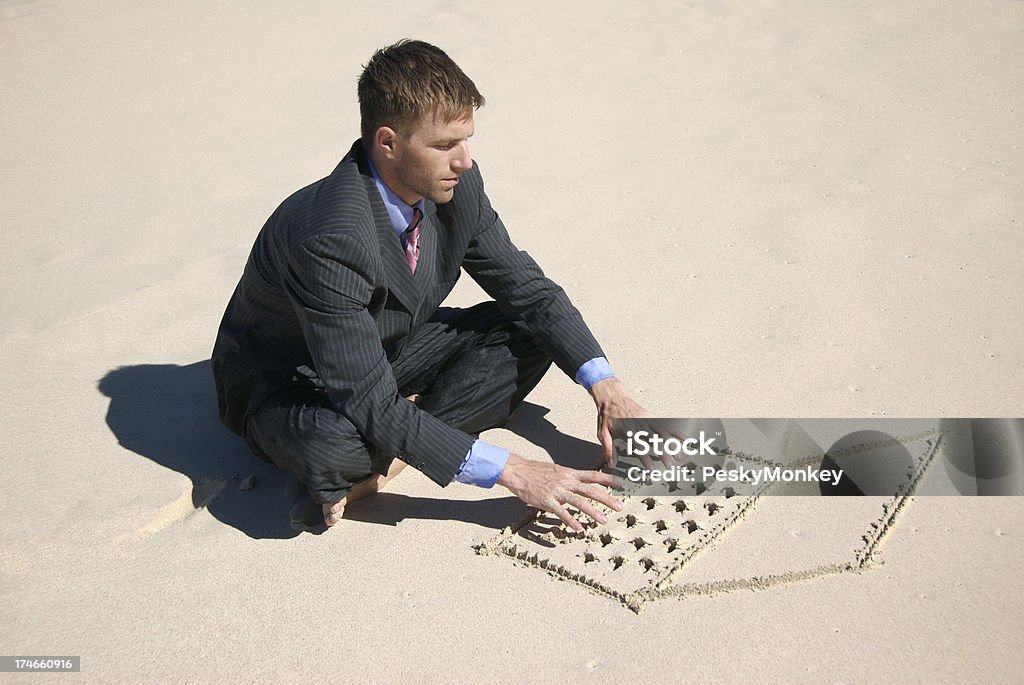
[2, 0, 1022, 681]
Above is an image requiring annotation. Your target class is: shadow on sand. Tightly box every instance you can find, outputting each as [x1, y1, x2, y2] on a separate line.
[100, 360, 600, 539]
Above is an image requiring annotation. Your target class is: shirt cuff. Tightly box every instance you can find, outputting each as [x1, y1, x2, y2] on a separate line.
[574, 356, 615, 389]
[453, 440, 510, 488]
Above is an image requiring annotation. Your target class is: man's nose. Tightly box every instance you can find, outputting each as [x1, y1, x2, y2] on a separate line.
[451, 141, 471, 171]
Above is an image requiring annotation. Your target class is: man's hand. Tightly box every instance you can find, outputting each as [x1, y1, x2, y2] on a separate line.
[588, 377, 649, 468]
[497, 453, 623, 532]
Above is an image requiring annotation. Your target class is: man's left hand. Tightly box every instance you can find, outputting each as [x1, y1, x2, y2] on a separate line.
[588, 377, 648, 468]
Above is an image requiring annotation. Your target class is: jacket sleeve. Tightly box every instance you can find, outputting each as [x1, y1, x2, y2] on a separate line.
[281, 232, 475, 486]
[457, 164, 606, 378]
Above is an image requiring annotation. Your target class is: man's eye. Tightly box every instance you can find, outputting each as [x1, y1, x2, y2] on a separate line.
[435, 142, 456, 151]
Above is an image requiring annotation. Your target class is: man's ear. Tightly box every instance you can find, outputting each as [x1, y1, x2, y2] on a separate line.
[375, 126, 400, 160]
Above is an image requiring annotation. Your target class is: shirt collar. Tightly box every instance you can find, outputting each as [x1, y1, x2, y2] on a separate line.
[366, 155, 426, 238]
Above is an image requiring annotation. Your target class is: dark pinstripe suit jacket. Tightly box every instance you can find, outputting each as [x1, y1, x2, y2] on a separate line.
[212, 141, 604, 485]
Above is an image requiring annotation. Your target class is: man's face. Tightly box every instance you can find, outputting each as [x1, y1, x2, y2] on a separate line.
[385, 113, 474, 205]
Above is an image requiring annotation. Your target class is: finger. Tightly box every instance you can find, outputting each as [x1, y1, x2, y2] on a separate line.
[545, 498, 583, 532]
[581, 471, 626, 491]
[563, 493, 610, 526]
[575, 470, 621, 487]
[638, 451, 656, 470]
[571, 483, 623, 511]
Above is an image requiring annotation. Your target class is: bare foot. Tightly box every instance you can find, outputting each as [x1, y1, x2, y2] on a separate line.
[323, 498, 348, 527]
[322, 459, 408, 527]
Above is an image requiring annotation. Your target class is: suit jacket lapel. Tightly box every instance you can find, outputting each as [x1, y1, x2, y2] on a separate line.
[374, 211, 420, 314]
[357, 155, 421, 315]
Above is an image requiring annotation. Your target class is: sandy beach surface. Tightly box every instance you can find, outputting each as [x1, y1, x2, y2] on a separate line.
[3, 1, 1022, 681]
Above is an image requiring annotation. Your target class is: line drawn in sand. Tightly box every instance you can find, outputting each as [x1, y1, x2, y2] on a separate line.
[477, 424, 944, 613]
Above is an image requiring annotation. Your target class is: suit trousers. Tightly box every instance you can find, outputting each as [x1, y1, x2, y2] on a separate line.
[243, 302, 552, 504]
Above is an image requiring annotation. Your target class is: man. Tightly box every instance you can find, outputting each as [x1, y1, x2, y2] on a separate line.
[212, 39, 646, 531]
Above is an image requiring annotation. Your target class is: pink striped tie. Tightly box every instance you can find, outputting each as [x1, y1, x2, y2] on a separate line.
[401, 207, 422, 273]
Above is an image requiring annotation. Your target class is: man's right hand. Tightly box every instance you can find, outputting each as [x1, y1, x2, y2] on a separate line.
[496, 453, 623, 532]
